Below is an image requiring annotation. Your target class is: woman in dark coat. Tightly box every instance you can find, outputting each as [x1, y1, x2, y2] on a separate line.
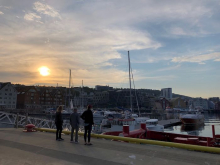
[81, 105, 94, 145]
[55, 106, 64, 141]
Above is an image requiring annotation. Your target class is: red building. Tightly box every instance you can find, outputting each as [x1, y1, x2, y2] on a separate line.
[16, 86, 41, 111]
[156, 98, 170, 110]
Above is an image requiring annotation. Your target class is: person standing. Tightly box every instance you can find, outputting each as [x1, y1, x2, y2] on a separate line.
[70, 108, 80, 143]
[81, 105, 94, 145]
[55, 106, 64, 141]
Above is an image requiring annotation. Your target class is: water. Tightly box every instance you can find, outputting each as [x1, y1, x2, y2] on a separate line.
[164, 112, 220, 137]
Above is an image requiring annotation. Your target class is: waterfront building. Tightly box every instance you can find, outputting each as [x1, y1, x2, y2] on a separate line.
[215, 101, 220, 110]
[36, 86, 65, 110]
[193, 97, 208, 110]
[93, 91, 109, 107]
[16, 86, 41, 111]
[208, 97, 220, 103]
[170, 97, 186, 109]
[0, 82, 17, 110]
[95, 85, 113, 91]
[156, 98, 170, 110]
[161, 88, 172, 100]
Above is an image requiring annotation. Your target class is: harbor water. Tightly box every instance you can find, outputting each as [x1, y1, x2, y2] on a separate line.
[164, 112, 220, 137]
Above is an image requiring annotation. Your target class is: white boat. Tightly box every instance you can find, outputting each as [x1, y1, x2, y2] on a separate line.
[101, 117, 164, 132]
[93, 110, 105, 124]
[146, 119, 164, 131]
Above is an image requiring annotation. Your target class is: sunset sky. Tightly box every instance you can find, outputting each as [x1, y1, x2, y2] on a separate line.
[0, 0, 220, 98]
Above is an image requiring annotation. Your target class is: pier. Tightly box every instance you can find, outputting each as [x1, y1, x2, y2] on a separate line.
[0, 128, 219, 165]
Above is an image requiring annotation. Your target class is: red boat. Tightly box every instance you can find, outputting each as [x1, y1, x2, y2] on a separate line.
[180, 112, 204, 125]
[103, 123, 220, 147]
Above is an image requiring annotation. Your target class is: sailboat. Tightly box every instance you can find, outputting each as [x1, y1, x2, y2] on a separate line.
[100, 51, 164, 133]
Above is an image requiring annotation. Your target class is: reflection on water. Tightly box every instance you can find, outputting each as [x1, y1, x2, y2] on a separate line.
[164, 112, 220, 137]
[180, 124, 205, 136]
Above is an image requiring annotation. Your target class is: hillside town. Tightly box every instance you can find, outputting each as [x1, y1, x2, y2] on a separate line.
[0, 82, 219, 113]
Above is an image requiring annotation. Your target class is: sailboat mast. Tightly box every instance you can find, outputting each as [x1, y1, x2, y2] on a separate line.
[82, 80, 84, 109]
[69, 69, 71, 109]
[128, 51, 132, 112]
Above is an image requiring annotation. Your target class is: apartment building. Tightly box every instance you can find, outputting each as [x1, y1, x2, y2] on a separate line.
[193, 97, 208, 110]
[0, 82, 17, 110]
[161, 88, 172, 100]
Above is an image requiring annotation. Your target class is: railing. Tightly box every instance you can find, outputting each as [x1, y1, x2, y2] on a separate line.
[0, 111, 71, 130]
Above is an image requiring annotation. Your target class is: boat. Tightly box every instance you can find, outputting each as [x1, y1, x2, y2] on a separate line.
[93, 110, 105, 125]
[101, 117, 164, 133]
[104, 122, 220, 148]
[180, 111, 204, 125]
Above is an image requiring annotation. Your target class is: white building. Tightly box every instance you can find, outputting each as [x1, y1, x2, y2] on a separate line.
[161, 88, 172, 100]
[0, 82, 17, 110]
[193, 97, 208, 110]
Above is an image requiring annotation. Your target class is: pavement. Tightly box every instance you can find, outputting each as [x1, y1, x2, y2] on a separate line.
[0, 128, 219, 165]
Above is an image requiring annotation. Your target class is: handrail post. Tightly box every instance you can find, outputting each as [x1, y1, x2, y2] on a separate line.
[16, 113, 19, 128]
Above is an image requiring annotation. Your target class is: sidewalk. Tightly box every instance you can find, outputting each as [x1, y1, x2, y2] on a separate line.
[0, 128, 219, 165]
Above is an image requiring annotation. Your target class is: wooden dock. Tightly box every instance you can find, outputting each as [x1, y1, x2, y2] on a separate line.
[158, 119, 181, 128]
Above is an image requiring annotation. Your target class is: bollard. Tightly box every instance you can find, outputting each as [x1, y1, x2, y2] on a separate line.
[23, 124, 36, 132]
[212, 125, 215, 138]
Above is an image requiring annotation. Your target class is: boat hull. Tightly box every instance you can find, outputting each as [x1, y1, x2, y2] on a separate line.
[181, 118, 204, 125]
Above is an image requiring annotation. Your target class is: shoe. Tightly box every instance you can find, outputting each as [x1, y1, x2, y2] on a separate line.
[57, 139, 61, 141]
[70, 140, 74, 143]
[60, 138, 64, 141]
[87, 143, 92, 145]
[75, 141, 79, 144]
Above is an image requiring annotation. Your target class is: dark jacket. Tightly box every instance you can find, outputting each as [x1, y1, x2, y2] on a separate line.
[55, 112, 63, 125]
[80, 110, 94, 125]
[70, 112, 80, 128]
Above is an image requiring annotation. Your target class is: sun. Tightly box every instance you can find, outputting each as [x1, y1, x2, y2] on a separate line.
[39, 66, 50, 76]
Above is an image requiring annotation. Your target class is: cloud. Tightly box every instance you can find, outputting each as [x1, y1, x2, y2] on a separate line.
[0, 11, 4, 15]
[172, 52, 220, 64]
[157, 64, 181, 72]
[33, 1, 61, 19]
[24, 12, 41, 21]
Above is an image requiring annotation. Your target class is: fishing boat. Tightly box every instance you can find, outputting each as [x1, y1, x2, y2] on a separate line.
[180, 111, 204, 125]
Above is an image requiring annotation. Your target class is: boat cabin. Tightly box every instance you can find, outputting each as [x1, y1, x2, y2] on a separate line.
[146, 119, 158, 126]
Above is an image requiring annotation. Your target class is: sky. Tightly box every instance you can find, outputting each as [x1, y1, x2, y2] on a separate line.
[0, 0, 220, 98]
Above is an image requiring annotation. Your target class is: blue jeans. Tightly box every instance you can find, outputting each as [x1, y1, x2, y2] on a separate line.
[84, 124, 92, 142]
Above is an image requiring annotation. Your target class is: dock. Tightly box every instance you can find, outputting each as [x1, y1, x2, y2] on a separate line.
[158, 119, 181, 128]
[0, 128, 219, 165]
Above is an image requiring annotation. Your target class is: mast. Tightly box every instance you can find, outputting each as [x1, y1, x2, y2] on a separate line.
[82, 80, 84, 109]
[128, 51, 132, 112]
[69, 69, 71, 110]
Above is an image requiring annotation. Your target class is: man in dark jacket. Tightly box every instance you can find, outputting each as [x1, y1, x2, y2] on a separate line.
[81, 105, 94, 145]
[70, 108, 80, 143]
